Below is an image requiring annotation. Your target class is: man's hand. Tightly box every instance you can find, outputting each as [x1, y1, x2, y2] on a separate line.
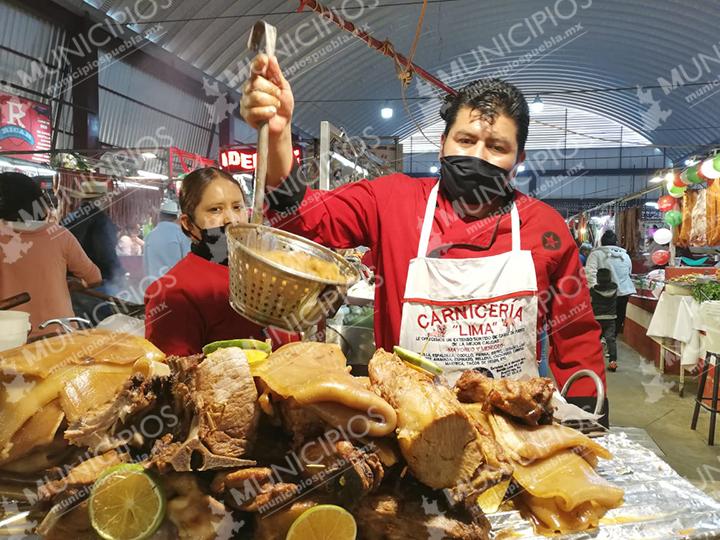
[241, 54, 294, 136]
[240, 53, 295, 185]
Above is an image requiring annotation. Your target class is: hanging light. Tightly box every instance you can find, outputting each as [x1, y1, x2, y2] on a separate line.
[530, 94, 544, 114]
[684, 158, 699, 166]
[649, 175, 664, 184]
[429, 165, 438, 174]
[380, 106, 393, 119]
[517, 164, 526, 173]
[700, 155, 720, 179]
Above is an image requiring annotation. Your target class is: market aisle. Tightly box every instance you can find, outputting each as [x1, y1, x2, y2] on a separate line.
[608, 338, 720, 498]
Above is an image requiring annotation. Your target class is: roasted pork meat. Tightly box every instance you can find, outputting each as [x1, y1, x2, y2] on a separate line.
[150, 348, 260, 472]
[64, 374, 172, 452]
[454, 371, 555, 425]
[368, 349, 508, 496]
[354, 492, 490, 540]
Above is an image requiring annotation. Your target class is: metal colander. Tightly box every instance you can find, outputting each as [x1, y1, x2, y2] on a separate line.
[227, 223, 360, 332]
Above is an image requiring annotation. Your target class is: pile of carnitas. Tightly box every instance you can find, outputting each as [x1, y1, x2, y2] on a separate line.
[0, 330, 624, 539]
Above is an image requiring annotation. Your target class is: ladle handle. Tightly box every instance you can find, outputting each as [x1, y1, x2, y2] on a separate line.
[252, 28, 277, 225]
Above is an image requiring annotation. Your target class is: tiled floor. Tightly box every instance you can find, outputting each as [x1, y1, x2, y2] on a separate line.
[608, 338, 720, 498]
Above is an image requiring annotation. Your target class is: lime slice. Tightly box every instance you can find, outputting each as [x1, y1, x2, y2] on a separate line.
[393, 346, 443, 375]
[89, 463, 165, 540]
[286, 504, 357, 540]
[202, 338, 272, 356]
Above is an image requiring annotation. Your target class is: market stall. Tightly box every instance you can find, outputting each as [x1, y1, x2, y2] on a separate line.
[634, 156, 720, 394]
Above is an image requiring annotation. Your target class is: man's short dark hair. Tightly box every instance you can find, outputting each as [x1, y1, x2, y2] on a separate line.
[440, 79, 530, 154]
[0, 172, 48, 221]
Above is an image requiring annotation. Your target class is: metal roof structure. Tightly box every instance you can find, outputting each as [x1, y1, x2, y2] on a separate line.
[401, 103, 654, 154]
[45, 0, 720, 159]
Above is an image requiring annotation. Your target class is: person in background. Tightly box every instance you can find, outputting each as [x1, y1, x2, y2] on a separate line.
[590, 268, 618, 372]
[585, 230, 636, 335]
[117, 225, 144, 256]
[60, 181, 125, 329]
[144, 168, 295, 355]
[0, 172, 101, 336]
[579, 243, 592, 266]
[142, 198, 190, 288]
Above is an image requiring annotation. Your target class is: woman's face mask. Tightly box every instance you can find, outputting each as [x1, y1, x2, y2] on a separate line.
[440, 155, 514, 205]
[190, 223, 229, 265]
[183, 177, 248, 265]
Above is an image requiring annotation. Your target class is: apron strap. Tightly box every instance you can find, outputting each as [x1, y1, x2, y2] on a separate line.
[511, 203, 521, 252]
[418, 182, 521, 256]
[417, 182, 440, 258]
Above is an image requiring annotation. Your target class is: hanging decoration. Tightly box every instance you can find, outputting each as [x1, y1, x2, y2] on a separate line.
[674, 173, 689, 187]
[668, 184, 686, 198]
[685, 165, 705, 185]
[657, 195, 675, 212]
[664, 210, 683, 227]
[651, 249, 670, 265]
[653, 228, 673, 245]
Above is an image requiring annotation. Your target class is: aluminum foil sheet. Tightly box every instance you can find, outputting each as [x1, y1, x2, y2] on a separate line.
[488, 429, 720, 539]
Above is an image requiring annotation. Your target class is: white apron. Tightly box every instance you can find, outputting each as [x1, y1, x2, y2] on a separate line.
[399, 182, 539, 385]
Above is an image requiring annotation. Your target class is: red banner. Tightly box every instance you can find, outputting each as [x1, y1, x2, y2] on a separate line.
[219, 146, 302, 173]
[0, 93, 52, 163]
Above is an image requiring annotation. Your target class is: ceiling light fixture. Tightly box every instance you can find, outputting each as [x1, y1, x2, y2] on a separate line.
[380, 106, 393, 119]
[530, 94, 544, 114]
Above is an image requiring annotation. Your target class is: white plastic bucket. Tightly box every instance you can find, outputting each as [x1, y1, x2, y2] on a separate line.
[0, 311, 31, 351]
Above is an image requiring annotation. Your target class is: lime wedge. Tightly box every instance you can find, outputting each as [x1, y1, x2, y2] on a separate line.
[286, 504, 357, 540]
[202, 338, 272, 356]
[393, 346, 443, 375]
[89, 463, 165, 540]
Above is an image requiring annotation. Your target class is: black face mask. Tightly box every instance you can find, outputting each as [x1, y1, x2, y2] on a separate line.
[190, 224, 229, 266]
[440, 155, 514, 205]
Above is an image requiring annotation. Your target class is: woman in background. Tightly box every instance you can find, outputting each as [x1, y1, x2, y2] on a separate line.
[144, 168, 294, 355]
[0, 172, 101, 336]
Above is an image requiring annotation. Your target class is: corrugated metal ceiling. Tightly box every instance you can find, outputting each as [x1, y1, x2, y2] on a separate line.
[54, 0, 720, 158]
[401, 103, 653, 153]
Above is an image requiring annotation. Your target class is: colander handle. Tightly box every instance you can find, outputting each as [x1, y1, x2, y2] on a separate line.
[248, 21, 277, 224]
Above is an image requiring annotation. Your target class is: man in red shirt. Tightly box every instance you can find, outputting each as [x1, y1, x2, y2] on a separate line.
[241, 54, 605, 398]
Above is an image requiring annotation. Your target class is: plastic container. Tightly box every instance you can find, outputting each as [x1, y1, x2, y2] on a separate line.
[0, 311, 31, 351]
